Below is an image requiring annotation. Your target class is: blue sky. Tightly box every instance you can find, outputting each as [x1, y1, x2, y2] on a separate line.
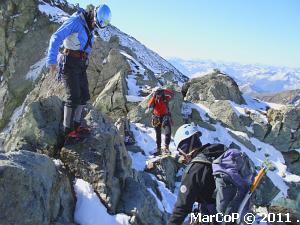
[68, 0, 300, 68]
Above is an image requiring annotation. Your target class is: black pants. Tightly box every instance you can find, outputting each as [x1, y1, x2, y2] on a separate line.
[60, 55, 90, 129]
[61, 55, 90, 107]
[154, 116, 171, 149]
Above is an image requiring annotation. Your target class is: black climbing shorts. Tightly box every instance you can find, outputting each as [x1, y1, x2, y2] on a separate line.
[61, 55, 90, 107]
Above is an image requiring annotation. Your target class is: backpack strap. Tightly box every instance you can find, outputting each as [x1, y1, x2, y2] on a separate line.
[83, 25, 93, 52]
[188, 134, 195, 154]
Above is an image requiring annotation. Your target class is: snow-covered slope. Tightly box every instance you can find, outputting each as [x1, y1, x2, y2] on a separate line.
[168, 58, 300, 94]
[100, 26, 187, 83]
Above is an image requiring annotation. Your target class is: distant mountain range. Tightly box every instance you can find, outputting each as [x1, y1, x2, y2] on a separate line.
[168, 58, 300, 95]
[255, 89, 300, 106]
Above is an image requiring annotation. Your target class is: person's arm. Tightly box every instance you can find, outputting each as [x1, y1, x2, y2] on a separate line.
[47, 16, 78, 66]
[167, 164, 208, 225]
[148, 96, 155, 108]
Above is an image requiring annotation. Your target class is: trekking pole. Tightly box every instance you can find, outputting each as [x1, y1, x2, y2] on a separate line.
[237, 162, 271, 224]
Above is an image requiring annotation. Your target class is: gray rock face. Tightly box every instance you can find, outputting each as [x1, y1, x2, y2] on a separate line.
[145, 155, 179, 191]
[185, 72, 245, 104]
[0, 0, 58, 129]
[88, 47, 131, 100]
[4, 95, 63, 156]
[283, 150, 300, 175]
[227, 130, 256, 152]
[117, 177, 167, 225]
[115, 116, 136, 145]
[60, 109, 132, 213]
[268, 205, 300, 225]
[206, 100, 247, 132]
[253, 175, 280, 206]
[256, 89, 300, 105]
[263, 107, 300, 152]
[93, 71, 129, 121]
[0, 150, 75, 225]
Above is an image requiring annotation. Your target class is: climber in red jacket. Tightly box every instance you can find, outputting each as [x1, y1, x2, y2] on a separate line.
[148, 88, 173, 156]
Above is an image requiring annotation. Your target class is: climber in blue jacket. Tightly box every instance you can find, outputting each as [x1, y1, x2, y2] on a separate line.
[47, 4, 111, 137]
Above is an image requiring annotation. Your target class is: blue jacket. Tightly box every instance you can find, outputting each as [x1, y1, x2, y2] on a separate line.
[47, 9, 94, 65]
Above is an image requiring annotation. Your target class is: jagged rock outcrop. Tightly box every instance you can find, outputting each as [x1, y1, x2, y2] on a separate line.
[93, 71, 129, 121]
[206, 100, 248, 132]
[268, 205, 300, 225]
[4, 73, 66, 156]
[117, 176, 168, 225]
[184, 71, 245, 104]
[0, 0, 60, 129]
[88, 47, 131, 100]
[146, 155, 179, 191]
[60, 109, 133, 213]
[253, 176, 280, 206]
[115, 116, 135, 145]
[283, 150, 300, 175]
[256, 89, 300, 105]
[262, 107, 300, 152]
[0, 150, 75, 225]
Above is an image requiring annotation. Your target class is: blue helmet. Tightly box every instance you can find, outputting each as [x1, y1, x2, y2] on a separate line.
[94, 4, 111, 29]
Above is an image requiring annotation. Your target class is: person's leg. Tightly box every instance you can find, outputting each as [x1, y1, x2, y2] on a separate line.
[73, 66, 91, 129]
[215, 175, 238, 225]
[154, 124, 162, 155]
[73, 105, 85, 129]
[163, 120, 171, 152]
[62, 57, 81, 135]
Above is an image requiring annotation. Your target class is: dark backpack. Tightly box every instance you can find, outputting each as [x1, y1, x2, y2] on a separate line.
[190, 144, 256, 215]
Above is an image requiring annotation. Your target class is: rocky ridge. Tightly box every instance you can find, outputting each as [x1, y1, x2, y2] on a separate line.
[0, 1, 299, 225]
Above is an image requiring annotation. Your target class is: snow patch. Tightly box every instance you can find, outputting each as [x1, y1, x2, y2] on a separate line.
[74, 179, 131, 225]
[38, 0, 69, 23]
[188, 102, 211, 122]
[100, 26, 185, 83]
[25, 57, 47, 81]
[126, 95, 144, 102]
[147, 188, 164, 212]
[147, 174, 178, 214]
[126, 74, 141, 96]
[53, 159, 63, 166]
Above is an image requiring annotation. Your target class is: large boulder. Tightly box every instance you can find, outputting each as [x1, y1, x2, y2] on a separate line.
[3, 73, 66, 156]
[0, 150, 75, 225]
[88, 47, 131, 100]
[205, 100, 248, 132]
[60, 109, 132, 213]
[271, 187, 300, 224]
[93, 71, 129, 121]
[117, 177, 167, 225]
[184, 71, 245, 104]
[253, 175, 280, 206]
[282, 150, 300, 175]
[145, 155, 179, 191]
[4, 95, 63, 156]
[263, 107, 300, 152]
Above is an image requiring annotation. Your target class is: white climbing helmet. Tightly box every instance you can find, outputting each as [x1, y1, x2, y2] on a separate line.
[174, 123, 202, 149]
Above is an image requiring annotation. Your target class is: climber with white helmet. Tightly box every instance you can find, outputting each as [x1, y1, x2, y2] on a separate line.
[168, 124, 224, 225]
[46, 4, 111, 138]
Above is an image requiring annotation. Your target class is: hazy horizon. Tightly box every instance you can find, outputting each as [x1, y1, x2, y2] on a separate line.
[69, 0, 300, 68]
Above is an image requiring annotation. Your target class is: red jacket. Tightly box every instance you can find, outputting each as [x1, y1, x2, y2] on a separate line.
[148, 94, 172, 117]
